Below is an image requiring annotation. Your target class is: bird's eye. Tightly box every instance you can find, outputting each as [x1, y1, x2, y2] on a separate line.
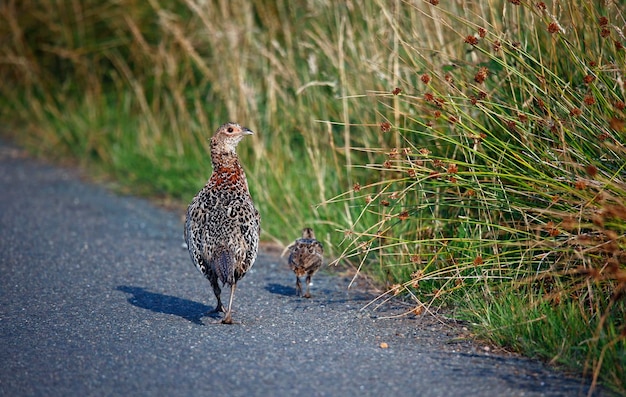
[227, 127, 234, 133]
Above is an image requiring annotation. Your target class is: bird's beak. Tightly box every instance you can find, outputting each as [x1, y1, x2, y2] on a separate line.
[243, 127, 254, 135]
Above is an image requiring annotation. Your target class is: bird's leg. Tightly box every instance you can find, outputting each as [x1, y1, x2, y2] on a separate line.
[222, 283, 236, 324]
[295, 276, 302, 297]
[213, 296, 225, 313]
[303, 274, 312, 298]
[210, 277, 225, 313]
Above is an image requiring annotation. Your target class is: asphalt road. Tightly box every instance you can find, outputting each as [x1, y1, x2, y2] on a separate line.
[0, 142, 610, 396]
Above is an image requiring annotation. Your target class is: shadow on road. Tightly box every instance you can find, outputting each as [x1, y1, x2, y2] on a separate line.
[265, 282, 296, 296]
[116, 285, 217, 325]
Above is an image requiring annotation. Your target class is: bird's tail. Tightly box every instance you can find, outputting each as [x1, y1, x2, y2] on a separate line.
[212, 245, 235, 285]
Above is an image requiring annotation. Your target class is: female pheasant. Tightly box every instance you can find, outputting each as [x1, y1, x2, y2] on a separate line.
[286, 227, 324, 298]
[184, 122, 260, 324]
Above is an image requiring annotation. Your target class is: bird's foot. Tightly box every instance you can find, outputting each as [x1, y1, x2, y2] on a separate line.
[222, 312, 233, 324]
[303, 292, 312, 299]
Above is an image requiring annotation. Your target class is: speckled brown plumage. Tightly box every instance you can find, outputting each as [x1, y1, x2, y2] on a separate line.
[286, 227, 324, 298]
[184, 122, 260, 324]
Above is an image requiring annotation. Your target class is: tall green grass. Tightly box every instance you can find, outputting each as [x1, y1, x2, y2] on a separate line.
[1, 0, 624, 393]
[323, 1, 626, 393]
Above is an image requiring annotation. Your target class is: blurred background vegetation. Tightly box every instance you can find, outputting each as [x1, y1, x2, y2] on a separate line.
[1, 0, 624, 393]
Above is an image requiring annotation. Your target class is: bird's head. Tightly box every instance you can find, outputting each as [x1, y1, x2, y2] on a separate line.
[301, 227, 315, 239]
[210, 122, 254, 154]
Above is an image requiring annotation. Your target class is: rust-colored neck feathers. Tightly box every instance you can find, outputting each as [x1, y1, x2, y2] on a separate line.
[208, 122, 252, 191]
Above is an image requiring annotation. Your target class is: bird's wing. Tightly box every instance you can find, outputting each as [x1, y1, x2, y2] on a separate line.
[230, 197, 260, 279]
[312, 240, 324, 255]
[305, 242, 324, 271]
[184, 197, 214, 274]
[287, 240, 302, 269]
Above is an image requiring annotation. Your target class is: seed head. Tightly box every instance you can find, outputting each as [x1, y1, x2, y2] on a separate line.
[474, 67, 489, 84]
[505, 120, 517, 131]
[548, 22, 560, 34]
[570, 107, 582, 117]
[465, 35, 479, 46]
